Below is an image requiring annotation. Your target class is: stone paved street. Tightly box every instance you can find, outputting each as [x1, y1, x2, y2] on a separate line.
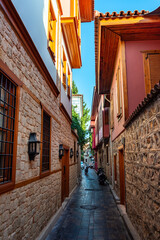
[46, 169, 131, 240]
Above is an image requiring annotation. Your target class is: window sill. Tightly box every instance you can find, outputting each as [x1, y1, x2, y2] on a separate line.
[0, 181, 15, 195]
[40, 170, 50, 179]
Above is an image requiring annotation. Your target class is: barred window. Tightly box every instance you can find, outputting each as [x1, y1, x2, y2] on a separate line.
[42, 111, 50, 172]
[0, 71, 16, 184]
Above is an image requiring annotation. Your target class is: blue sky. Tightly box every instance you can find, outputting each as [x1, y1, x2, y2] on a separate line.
[73, 0, 160, 114]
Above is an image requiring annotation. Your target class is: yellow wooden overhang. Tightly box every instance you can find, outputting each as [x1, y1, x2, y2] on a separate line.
[95, 9, 160, 94]
[79, 0, 94, 22]
[61, 17, 82, 68]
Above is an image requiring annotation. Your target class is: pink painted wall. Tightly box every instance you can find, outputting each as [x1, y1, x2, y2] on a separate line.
[125, 40, 160, 116]
[111, 47, 125, 141]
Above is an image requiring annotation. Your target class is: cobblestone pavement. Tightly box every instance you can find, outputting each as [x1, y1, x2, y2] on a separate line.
[46, 169, 131, 240]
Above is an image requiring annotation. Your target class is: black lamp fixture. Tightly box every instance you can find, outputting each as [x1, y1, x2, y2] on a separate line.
[28, 133, 40, 161]
[59, 144, 64, 159]
[76, 150, 79, 158]
[70, 148, 73, 158]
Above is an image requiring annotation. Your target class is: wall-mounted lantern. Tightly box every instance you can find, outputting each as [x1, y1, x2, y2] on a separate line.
[70, 148, 73, 158]
[76, 150, 79, 158]
[59, 144, 64, 159]
[121, 137, 125, 148]
[28, 133, 40, 161]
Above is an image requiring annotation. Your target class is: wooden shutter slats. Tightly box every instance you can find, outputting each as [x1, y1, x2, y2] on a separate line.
[143, 51, 160, 95]
[148, 54, 160, 88]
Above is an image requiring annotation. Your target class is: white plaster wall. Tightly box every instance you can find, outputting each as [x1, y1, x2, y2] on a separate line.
[61, 0, 71, 17]
[11, 0, 72, 117]
[11, 0, 58, 84]
[60, 36, 72, 118]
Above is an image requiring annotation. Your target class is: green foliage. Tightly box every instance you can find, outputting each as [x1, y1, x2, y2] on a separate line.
[71, 106, 86, 149]
[72, 80, 78, 94]
[81, 102, 90, 131]
[88, 130, 94, 154]
[71, 81, 90, 150]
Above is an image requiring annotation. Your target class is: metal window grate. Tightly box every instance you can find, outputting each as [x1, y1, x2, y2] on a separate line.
[0, 71, 16, 184]
[42, 111, 50, 172]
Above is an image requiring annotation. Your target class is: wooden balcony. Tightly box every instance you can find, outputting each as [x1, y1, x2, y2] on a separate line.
[61, 17, 82, 68]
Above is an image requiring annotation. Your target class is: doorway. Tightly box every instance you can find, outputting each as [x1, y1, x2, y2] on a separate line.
[119, 149, 125, 205]
[61, 148, 69, 203]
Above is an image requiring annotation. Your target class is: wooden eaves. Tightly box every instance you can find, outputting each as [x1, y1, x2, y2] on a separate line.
[95, 8, 160, 95]
[79, 0, 94, 22]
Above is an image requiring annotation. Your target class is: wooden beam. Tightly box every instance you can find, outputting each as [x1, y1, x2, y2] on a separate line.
[121, 41, 129, 121]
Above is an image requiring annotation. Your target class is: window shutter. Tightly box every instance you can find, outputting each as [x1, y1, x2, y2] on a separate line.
[49, 20, 56, 54]
[63, 60, 67, 90]
[48, 0, 56, 62]
[148, 53, 160, 88]
[110, 93, 114, 129]
[68, 73, 71, 97]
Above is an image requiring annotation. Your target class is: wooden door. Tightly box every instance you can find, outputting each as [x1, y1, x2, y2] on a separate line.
[119, 149, 125, 205]
[114, 155, 117, 182]
[61, 149, 69, 203]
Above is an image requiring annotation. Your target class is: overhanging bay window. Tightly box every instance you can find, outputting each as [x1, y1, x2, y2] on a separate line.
[62, 50, 67, 91]
[0, 71, 16, 185]
[48, 0, 57, 63]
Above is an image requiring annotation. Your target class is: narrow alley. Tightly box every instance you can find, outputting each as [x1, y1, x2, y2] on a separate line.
[0, 1, 159, 239]
[46, 169, 131, 240]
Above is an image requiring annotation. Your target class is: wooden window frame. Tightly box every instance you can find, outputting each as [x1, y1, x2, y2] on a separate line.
[142, 50, 160, 95]
[98, 104, 102, 130]
[116, 63, 122, 120]
[0, 62, 21, 194]
[62, 49, 67, 91]
[40, 106, 51, 178]
[67, 67, 71, 99]
[114, 154, 117, 182]
[48, 0, 57, 64]
[110, 92, 114, 130]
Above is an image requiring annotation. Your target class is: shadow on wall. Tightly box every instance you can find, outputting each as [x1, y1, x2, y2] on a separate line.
[11, 0, 57, 83]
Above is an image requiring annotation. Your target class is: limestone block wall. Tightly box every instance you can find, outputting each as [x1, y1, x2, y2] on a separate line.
[125, 96, 160, 240]
[111, 95, 160, 240]
[0, 172, 61, 240]
[0, 9, 78, 240]
[112, 131, 125, 198]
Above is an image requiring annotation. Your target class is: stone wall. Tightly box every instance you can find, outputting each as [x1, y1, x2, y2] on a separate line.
[125, 96, 160, 240]
[0, 9, 78, 240]
[112, 131, 125, 198]
[0, 172, 61, 240]
[111, 95, 160, 240]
